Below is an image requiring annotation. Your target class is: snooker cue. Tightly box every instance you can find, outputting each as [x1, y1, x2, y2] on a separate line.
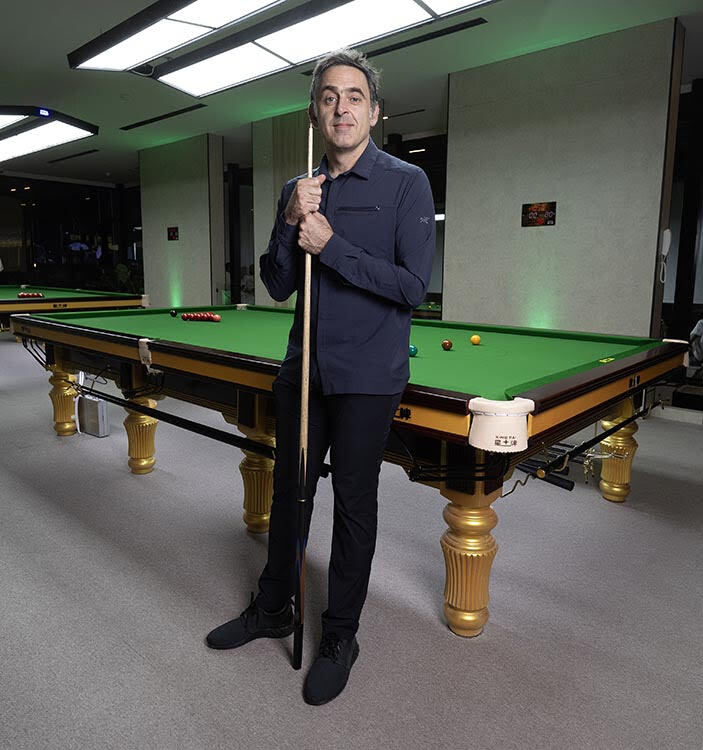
[293, 123, 314, 670]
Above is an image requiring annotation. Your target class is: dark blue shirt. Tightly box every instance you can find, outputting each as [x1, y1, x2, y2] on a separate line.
[260, 138, 435, 395]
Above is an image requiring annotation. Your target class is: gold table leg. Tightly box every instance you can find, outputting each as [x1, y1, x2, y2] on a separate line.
[48, 366, 78, 436]
[599, 397, 638, 503]
[223, 398, 275, 534]
[439, 485, 500, 637]
[123, 397, 158, 474]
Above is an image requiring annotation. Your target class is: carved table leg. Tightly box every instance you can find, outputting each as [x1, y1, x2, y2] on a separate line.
[223, 394, 275, 534]
[48, 366, 77, 436]
[123, 397, 158, 474]
[599, 397, 638, 503]
[439, 485, 501, 637]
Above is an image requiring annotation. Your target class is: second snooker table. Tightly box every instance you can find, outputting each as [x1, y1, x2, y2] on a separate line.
[0, 285, 147, 330]
[10, 305, 687, 637]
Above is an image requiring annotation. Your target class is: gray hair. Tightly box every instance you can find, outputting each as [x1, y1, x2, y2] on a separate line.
[309, 49, 380, 114]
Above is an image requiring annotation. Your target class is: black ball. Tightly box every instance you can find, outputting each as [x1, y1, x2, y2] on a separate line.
[169, 309, 177, 317]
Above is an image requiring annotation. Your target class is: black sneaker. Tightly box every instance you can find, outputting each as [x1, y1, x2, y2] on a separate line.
[303, 633, 360, 705]
[206, 593, 294, 649]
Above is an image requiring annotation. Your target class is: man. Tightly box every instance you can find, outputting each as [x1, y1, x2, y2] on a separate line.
[207, 48, 435, 705]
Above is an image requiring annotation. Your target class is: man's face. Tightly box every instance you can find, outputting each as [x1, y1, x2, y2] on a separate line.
[310, 65, 379, 154]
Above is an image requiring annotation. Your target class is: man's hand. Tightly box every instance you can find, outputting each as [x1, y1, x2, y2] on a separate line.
[298, 212, 333, 255]
[284, 174, 326, 225]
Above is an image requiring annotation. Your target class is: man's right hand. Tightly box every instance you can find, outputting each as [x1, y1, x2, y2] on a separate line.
[284, 174, 326, 225]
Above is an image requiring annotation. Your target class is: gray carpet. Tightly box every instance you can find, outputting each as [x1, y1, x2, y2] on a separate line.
[1, 332, 702, 750]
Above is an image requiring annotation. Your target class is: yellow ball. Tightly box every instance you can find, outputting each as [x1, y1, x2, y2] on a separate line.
[470, 334, 481, 346]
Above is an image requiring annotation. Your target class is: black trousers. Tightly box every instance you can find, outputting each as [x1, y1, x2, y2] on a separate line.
[257, 379, 402, 639]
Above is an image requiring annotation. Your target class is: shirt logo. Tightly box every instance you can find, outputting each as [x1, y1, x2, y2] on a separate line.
[419, 216, 430, 224]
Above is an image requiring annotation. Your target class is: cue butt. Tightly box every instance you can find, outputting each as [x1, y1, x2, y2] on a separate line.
[293, 625, 303, 670]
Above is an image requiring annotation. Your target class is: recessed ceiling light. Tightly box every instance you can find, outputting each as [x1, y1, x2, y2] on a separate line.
[0, 114, 27, 131]
[256, 0, 430, 65]
[158, 43, 287, 96]
[408, 148, 426, 154]
[78, 19, 205, 71]
[71, 0, 283, 71]
[0, 121, 94, 164]
[169, 0, 280, 28]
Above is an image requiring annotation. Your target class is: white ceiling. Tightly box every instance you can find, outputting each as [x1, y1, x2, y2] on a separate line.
[1, 0, 702, 185]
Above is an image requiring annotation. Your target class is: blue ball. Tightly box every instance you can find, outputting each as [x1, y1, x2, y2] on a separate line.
[409, 345, 418, 357]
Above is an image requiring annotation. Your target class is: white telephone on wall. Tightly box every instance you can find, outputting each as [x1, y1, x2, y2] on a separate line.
[659, 227, 672, 284]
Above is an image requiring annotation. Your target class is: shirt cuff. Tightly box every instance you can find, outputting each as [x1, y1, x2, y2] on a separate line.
[319, 233, 360, 270]
[276, 214, 298, 248]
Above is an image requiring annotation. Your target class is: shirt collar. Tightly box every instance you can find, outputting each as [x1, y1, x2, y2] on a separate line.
[317, 138, 379, 181]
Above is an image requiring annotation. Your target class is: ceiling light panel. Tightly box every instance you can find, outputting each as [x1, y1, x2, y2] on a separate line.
[0, 121, 94, 164]
[256, 0, 431, 64]
[169, 0, 281, 27]
[422, 0, 492, 13]
[0, 114, 27, 131]
[77, 19, 207, 70]
[158, 43, 288, 96]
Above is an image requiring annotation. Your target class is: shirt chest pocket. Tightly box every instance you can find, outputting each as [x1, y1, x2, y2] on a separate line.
[332, 205, 396, 258]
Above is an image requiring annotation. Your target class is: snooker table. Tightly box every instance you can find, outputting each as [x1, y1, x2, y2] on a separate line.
[412, 301, 442, 319]
[10, 305, 687, 637]
[0, 285, 147, 330]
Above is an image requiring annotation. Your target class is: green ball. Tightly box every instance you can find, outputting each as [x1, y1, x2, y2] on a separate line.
[409, 345, 418, 357]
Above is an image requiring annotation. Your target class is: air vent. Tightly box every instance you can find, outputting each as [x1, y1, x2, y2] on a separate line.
[121, 103, 206, 131]
[47, 149, 99, 163]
